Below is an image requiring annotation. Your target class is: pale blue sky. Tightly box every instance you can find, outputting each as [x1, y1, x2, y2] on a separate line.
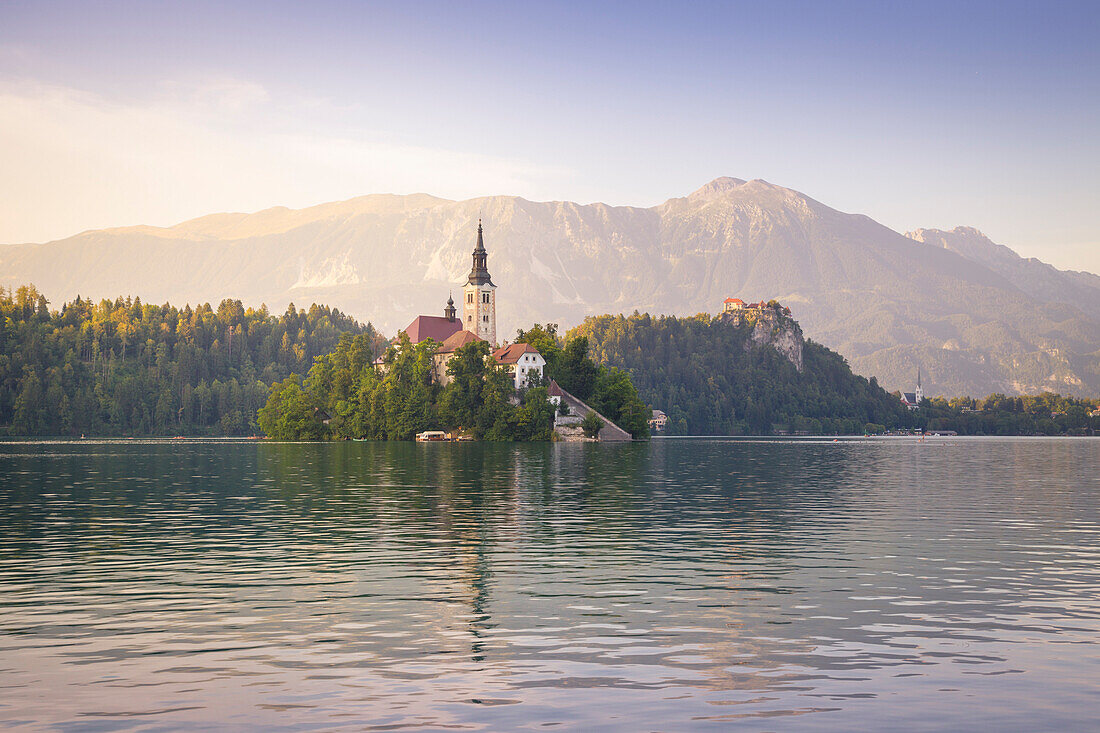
[1, 0, 1097, 271]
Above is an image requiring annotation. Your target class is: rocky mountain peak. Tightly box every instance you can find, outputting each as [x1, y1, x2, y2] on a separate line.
[906, 226, 1011, 264]
[688, 177, 748, 198]
[908, 226, 992, 246]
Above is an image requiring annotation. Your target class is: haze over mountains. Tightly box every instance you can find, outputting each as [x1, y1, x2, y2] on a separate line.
[2, 177, 1098, 397]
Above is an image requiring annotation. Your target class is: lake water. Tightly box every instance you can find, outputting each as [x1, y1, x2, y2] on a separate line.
[1, 437, 1098, 731]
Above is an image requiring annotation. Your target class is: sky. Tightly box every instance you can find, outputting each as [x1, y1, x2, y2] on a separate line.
[1, 0, 1098, 272]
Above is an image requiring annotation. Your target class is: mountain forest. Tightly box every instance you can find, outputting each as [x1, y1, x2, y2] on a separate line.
[572, 312, 910, 436]
[0, 285, 377, 436]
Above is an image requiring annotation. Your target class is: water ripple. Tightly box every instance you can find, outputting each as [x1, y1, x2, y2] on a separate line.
[0, 437, 1098, 731]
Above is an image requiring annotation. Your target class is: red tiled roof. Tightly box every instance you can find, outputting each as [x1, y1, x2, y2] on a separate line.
[493, 342, 540, 365]
[548, 379, 565, 397]
[403, 315, 462, 344]
[724, 297, 744, 304]
[438, 329, 482, 353]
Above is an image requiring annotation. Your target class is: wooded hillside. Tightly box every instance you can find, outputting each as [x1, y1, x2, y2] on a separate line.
[0, 285, 375, 435]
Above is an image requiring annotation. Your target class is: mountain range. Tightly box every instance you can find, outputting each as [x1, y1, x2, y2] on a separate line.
[2, 177, 1098, 397]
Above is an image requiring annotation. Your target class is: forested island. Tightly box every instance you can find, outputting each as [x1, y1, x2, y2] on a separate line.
[2, 285, 1097, 438]
[258, 324, 650, 441]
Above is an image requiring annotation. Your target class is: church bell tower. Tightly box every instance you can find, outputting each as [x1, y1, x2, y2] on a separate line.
[463, 219, 497, 346]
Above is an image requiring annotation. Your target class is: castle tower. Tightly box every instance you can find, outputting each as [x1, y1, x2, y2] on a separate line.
[463, 219, 497, 345]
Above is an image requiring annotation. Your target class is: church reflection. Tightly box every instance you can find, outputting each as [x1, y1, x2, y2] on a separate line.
[5, 437, 1071, 704]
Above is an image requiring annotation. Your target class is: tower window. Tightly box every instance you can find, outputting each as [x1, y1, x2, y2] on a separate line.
[467, 293, 473, 303]
[483, 315, 488, 322]
[482, 293, 490, 304]
[467, 315, 472, 323]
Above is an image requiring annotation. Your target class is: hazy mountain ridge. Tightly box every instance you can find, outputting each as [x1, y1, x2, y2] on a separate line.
[2, 177, 1098, 397]
[906, 226, 1100, 320]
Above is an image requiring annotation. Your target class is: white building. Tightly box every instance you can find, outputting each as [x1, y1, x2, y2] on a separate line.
[493, 343, 546, 389]
[722, 297, 746, 312]
[648, 409, 668, 431]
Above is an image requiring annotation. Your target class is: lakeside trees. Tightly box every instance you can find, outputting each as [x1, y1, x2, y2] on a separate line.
[0, 285, 374, 436]
[912, 393, 1100, 436]
[6, 284, 1095, 439]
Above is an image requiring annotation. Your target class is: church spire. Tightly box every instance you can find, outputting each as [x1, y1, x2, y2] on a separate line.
[444, 292, 456, 321]
[466, 218, 494, 286]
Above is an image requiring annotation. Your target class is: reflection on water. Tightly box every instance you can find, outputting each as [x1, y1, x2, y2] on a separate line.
[1, 438, 1098, 731]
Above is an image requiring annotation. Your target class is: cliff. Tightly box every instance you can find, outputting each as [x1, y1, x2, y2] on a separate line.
[719, 306, 804, 371]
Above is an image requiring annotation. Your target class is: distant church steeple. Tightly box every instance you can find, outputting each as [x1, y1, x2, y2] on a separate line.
[444, 292, 456, 322]
[462, 219, 498, 346]
[915, 367, 924, 403]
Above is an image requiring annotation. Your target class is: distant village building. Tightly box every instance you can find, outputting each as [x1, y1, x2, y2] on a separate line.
[648, 409, 668, 432]
[493, 342, 546, 389]
[900, 369, 924, 410]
